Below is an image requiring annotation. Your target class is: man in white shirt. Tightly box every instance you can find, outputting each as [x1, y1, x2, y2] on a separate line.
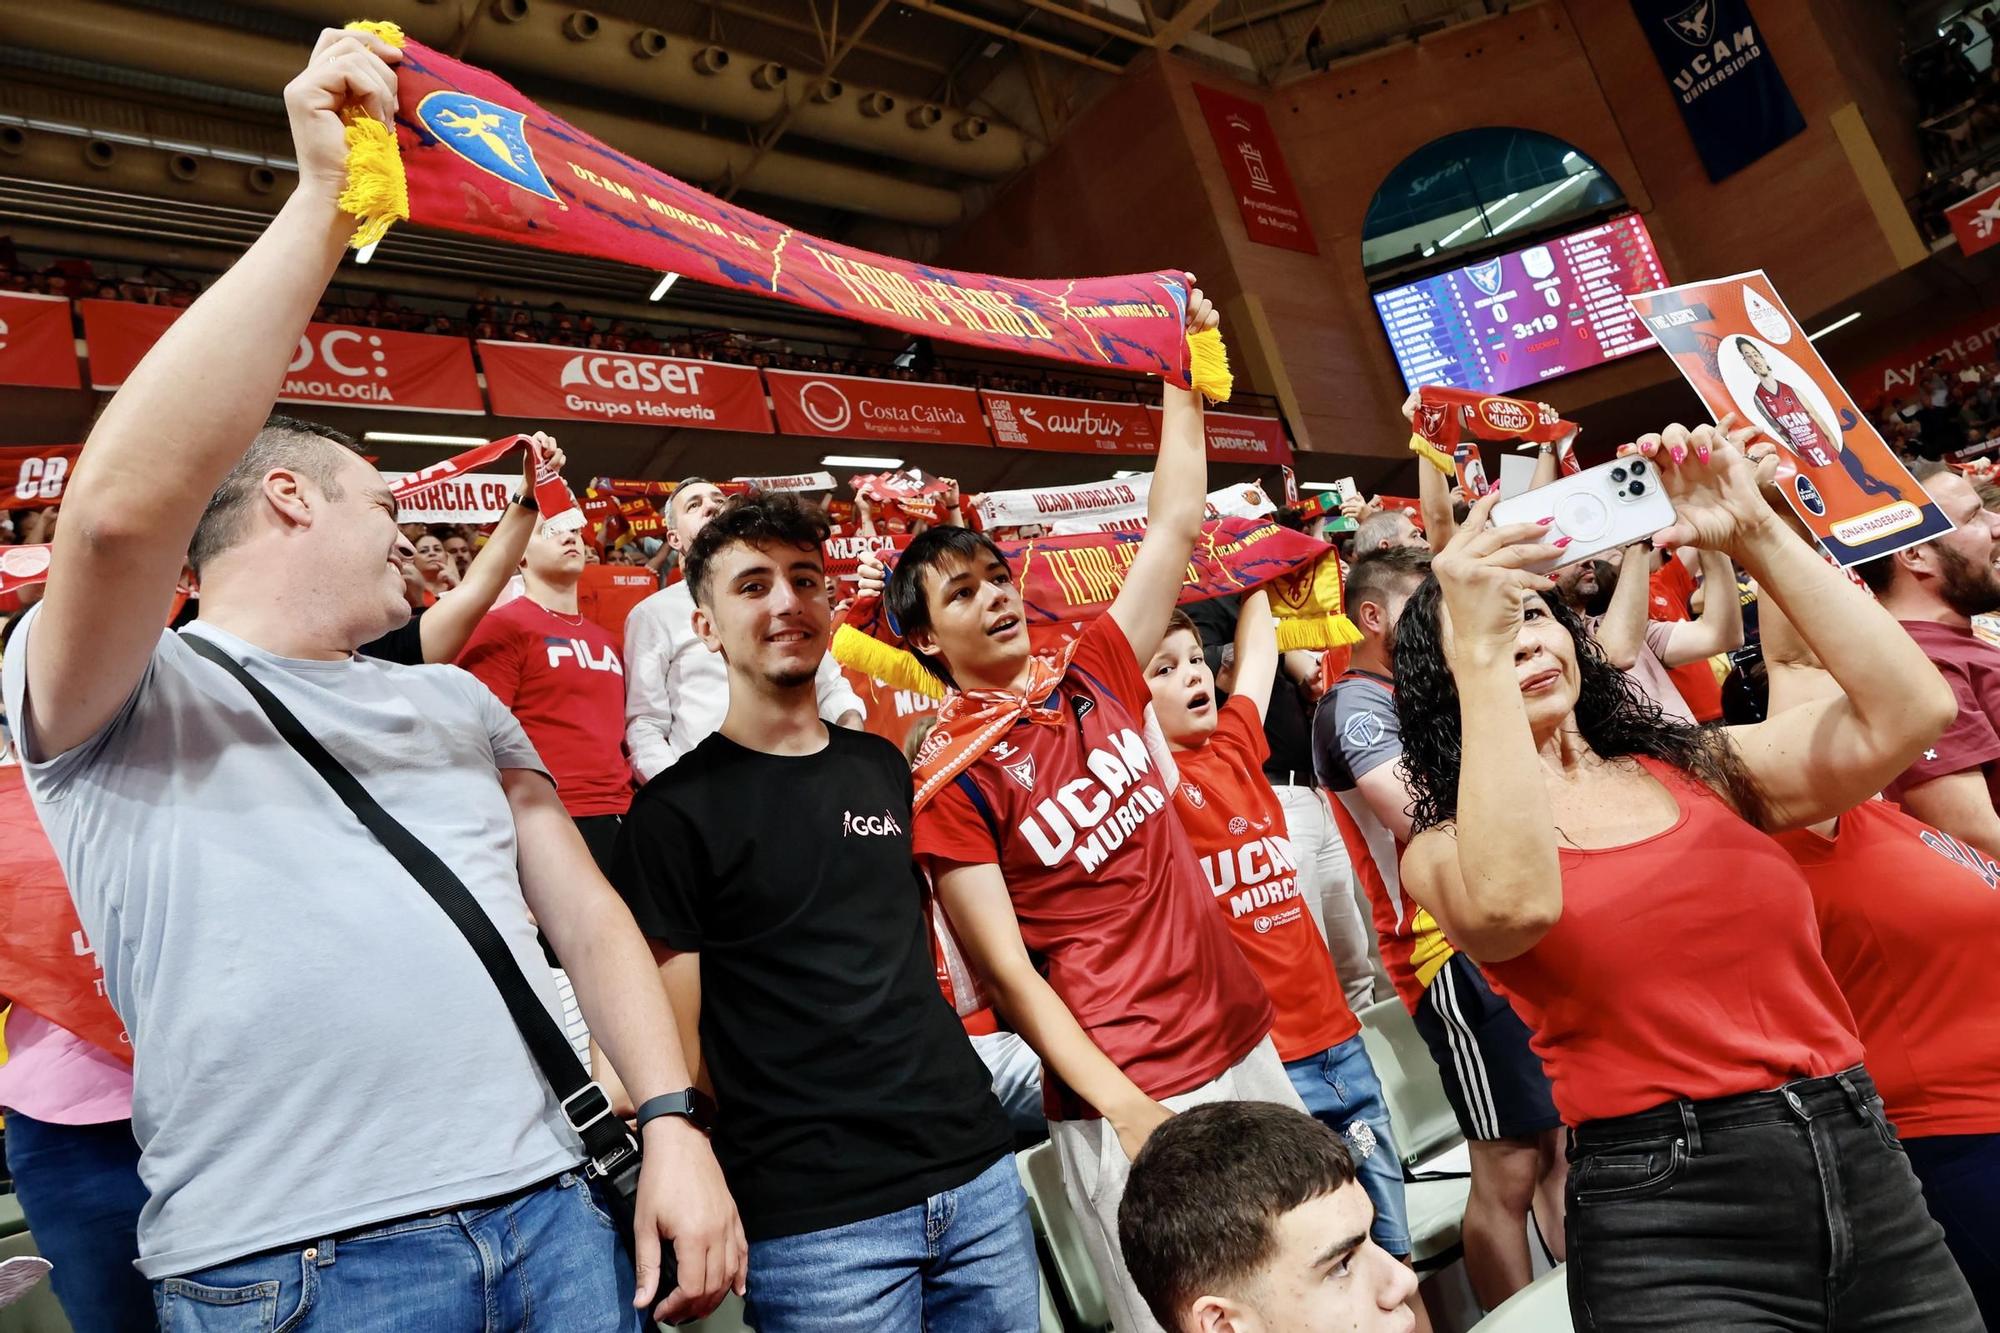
[623, 479, 862, 781]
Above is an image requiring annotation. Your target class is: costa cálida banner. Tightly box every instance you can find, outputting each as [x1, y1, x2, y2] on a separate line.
[1628, 272, 1952, 565]
[0, 445, 83, 510]
[479, 340, 773, 431]
[0, 293, 81, 389]
[768, 371, 990, 447]
[80, 300, 484, 414]
[347, 28, 1225, 394]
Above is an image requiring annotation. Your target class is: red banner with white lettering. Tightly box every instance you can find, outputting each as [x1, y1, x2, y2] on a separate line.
[80, 299, 484, 414]
[1192, 84, 1319, 256]
[766, 370, 990, 446]
[1195, 410, 1293, 464]
[0, 293, 80, 389]
[982, 390, 1160, 456]
[1842, 304, 2000, 412]
[0, 446, 83, 510]
[479, 340, 773, 431]
[1947, 182, 2000, 258]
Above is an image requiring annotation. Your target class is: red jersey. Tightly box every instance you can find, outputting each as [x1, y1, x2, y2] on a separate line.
[1753, 380, 1835, 468]
[1649, 558, 1725, 723]
[458, 597, 633, 818]
[1887, 619, 2000, 810]
[1174, 697, 1358, 1063]
[1774, 800, 2000, 1138]
[1484, 758, 1863, 1125]
[913, 616, 1275, 1120]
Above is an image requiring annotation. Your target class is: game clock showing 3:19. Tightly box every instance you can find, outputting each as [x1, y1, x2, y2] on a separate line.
[1372, 214, 1668, 397]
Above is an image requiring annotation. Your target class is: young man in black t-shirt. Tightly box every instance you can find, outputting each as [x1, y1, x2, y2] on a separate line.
[611, 495, 1032, 1333]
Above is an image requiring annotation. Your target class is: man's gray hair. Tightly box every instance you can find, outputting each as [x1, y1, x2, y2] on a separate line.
[1355, 509, 1414, 552]
[188, 415, 360, 573]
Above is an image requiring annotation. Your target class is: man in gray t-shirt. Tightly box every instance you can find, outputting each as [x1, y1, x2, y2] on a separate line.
[7, 30, 743, 1328]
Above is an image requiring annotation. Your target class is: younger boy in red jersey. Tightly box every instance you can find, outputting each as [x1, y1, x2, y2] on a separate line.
[1146, 589, 1427, 1331]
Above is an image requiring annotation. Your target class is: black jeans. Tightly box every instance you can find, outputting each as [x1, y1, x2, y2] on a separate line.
[1566, 1068, 1982, 1332]
[1905, 1131, 2000, 1330]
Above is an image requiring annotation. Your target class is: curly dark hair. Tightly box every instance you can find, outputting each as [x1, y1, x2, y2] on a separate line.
[1390, 575, 1767, 836]
[683, 493, 831, 607]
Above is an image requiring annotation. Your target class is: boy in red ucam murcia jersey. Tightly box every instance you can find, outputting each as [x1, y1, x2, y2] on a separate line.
[883, 285, 1305, 1333]
[1145, 588, 1430, 1332]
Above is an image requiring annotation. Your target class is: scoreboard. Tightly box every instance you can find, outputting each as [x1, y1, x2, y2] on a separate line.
[1374, 214, 1667, 396]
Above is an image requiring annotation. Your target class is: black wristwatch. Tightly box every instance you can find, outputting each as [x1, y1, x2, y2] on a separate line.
[636, 1088, 716, 1134]
[511, 490, 540, 513]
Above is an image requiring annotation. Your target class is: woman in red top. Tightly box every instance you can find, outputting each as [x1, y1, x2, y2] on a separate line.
[1390, 418, 1979, 1331]
[1759, 604, 2000, 1326]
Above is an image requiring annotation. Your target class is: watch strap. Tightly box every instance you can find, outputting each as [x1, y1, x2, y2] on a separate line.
[636, 1088, 715, 1133]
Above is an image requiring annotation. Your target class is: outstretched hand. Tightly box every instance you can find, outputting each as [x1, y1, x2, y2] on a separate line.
[1635, 415, 1780, 557]
[1430, 491, 1560, 668]
[286, 28, 402, 205]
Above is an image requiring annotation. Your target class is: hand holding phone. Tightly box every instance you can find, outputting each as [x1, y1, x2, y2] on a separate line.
[1490, 456, 1675, 571]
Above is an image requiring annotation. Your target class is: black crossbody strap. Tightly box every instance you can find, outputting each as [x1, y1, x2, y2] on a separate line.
[181, 632, 639, 1186]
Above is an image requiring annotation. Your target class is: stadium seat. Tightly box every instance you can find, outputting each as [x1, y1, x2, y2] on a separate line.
[1356, 998, 1472, 1270]
[1017, 1144, 1111, 1332]
[0, 1196, 23, 1241]
[1473, 1263, 1570, 1330]
[676, 1292, 753, 1333]
[0, 1225, 71, 1333]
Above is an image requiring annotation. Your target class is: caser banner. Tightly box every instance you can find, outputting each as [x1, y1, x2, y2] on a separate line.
[766, 369, 991, 447]
[479, 340, 773, 431]
[0, 293, 81, 389]
[80, 300, 484, 413]
[0, 445, 84, 510]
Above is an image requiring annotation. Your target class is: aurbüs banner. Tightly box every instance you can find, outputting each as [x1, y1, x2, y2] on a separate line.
[479, 340, 773, 431]
[983, 390, 1160, 455]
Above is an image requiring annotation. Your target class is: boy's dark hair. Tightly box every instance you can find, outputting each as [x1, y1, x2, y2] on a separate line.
[1854, 456, 1947, 595]
[188, 415, 359, 574]
[1119, 1102, 1358, 1330]
[1734, 335, 1759, 356]
[1346, 545, 1432, 626]
[884, 525, 1014, 687]
[683, 493, 830, 608]
[1162, 608, 1202, 650]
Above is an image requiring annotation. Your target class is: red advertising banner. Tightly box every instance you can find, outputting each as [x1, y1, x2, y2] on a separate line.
[765, 370, 991, 447]
[480, 341, 773, 432]
[1843, 304, 2000, 411]
[1947, 182, 2000, 258]
[79, 300, 484, 414]
[982, 389, 1160, 456]
[0, 446, 83, 510]
[0, 293, 80, 390]
[1197, 410, 1293, 464]
[1192, 84, 1318, 255]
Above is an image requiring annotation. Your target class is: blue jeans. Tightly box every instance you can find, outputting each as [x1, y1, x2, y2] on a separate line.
[1285, 1034, 1413, 1257]
[1905, 1131, 2000, 1330]
[4, 1111, 154, 1333]
[745, 1154, 1037, 1333]
[151, 1171, 644, 1331]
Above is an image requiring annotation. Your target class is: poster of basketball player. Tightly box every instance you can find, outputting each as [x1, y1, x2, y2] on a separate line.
[1627, 271, 1951, 566]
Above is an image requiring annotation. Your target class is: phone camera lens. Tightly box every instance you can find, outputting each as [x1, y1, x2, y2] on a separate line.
[1610, 466, 1627, 483]
[1627, 481, 1645, 498]
[1629, 460, 1647, 476]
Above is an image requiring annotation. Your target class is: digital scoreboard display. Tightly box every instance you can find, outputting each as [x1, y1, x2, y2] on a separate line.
[1373, 214, 1667, 396]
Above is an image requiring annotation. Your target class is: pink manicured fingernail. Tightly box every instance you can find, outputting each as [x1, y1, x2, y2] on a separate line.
[1671, 446, 1686, 464]
[1537, 516, 1556, 525]
[1553, 536, 1572, 549]
[1698, 445, 1711, 462]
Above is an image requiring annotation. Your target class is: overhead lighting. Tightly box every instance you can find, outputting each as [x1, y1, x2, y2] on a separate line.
[649, 272, 681, 300]
[821, 453, 903, 468]
[362, 431, 491, 447]
[354, 239, 380, 265]
[1491, 174, 1587, 235]
[1807, 311, 1862, 341]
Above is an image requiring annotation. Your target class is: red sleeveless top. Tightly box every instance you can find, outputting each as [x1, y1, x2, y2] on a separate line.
[1483, 757, 1864, 1125]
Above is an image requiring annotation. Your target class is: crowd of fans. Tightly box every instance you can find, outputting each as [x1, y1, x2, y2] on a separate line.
[7, 32, 2000, 1333]
[1872, 343, 2000, 460]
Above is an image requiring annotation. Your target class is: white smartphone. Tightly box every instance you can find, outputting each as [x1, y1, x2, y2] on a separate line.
[1489, 456, 1676, 571]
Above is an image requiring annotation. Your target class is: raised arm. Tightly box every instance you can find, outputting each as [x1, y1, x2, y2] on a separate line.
[420, 439, 558, 663]
[1657, 546, 1744, 667]
[25, 30, 398, 758]
[1105, 281, 1218, 658]
[1231, 588, 1278, 721]
[1406, 390, 1458, 553]
[1646, 418, 1955, 828]
[936, 861, 1171, 1160]
[1591, 543, 1652, 671]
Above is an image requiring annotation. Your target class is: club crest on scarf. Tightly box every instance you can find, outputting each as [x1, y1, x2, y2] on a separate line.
[414, 92, 559, 203]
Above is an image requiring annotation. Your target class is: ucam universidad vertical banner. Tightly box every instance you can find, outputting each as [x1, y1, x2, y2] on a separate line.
[1627, 0, 1806, 182]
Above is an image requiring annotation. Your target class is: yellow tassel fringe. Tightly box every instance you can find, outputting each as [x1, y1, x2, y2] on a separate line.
[338, 21, 410, 251]
[1407, 431, 1456, 476]
[1187, 327, 1232, 404]
[832, 623, 946, 700]
[1276, 613, 1362, 654]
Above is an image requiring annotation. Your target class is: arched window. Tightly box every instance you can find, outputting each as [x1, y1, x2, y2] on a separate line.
[1363, 128, 1625, 279]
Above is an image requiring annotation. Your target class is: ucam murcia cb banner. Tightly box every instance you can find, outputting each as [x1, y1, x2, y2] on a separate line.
[0, 446, 83, 510]
[974, 475, 1275, 534]
[78, 300, 484, 413]
[478, 340, 774, 431]
[380, 470, 519, 524]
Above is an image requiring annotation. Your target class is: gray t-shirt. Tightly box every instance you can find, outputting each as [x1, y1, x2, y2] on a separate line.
[2, 614, 580, 1279]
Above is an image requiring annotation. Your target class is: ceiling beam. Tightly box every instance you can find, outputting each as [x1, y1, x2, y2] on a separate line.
[694, 0, 956, 77]
[720, 0, 895, 201]
[1014, 0, 1157, 47]
[1208, 0, 1320, 38]
[1153, 0, 1231, 48]
[899, 0, 1127, 74]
